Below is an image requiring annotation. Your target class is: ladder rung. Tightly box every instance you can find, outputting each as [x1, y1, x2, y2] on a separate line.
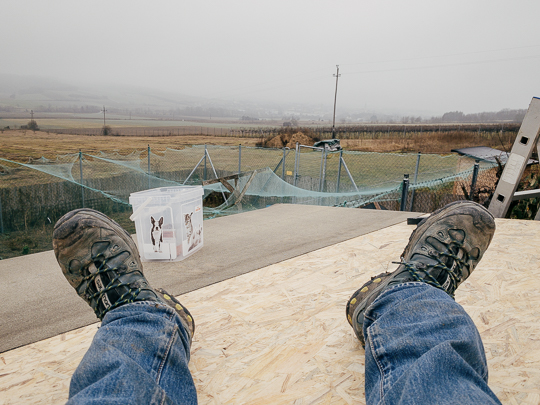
[512, 189, 540, 201]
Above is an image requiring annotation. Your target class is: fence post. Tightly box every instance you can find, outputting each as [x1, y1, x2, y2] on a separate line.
[400, 174, 410, 211]
[293, 142, 299, 186]
[320, 148, 328, 192]
[470, 160, 480, 200]
[336, 150, 343, 192]
[408, 152, 421, 211]
[204, 144, 207, 181]
[0, 192, 4, 234]
[79, 150, 85, 208]
[282, 147, 286, 180]
[318, 148, 325, 192]
[238, 144, 242, 174]
[147, 145, 151, 189]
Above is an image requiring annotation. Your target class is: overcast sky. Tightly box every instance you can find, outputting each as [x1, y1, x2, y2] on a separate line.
[2, 0, 540, 116]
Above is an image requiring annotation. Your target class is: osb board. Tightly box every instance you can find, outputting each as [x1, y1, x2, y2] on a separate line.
[1, 218, 540, 404]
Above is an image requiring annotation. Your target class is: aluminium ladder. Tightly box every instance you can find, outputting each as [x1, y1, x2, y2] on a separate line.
[488, 97, 540, 219]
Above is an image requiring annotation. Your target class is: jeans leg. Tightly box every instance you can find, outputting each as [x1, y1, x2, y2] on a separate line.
[68, 301, 197, 405]
[363, 282, 500, 405]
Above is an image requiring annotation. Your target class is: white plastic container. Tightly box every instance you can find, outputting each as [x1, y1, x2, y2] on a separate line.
[129, 186, 204, 262]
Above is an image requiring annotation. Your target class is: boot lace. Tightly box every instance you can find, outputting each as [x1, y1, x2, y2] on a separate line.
[401, 240, 470, 298]
[84, 253, 143, 319]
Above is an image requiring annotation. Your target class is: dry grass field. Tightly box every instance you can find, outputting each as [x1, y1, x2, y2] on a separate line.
[0, 126, 516, 162]
[340, 130, 514, 154]
[0, 130, 262, 162]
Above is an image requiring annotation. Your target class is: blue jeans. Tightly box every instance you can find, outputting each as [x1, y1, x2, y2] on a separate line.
[69, 284, 501, 404]
[363, 282, 501, 404]
[68, 301, 197, 405]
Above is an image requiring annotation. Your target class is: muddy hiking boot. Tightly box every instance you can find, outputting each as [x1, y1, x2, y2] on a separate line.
[346, 201, 496, 347]
[52, 208, 194, 343]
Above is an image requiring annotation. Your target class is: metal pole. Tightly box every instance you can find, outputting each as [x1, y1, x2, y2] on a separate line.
[205, 149, 227, 202]
[282, 147, 286, 180]
[293, 142, 299, 187]
[0, 193, 4, 234]
[341, 157, 359, 193]
[337, 150, 343, 192]
[204, 144, 207, 181]
[318, 148, 325, 192]
[238, 144, 242, 174]
[323, 149, 328, 190]
[470, 160, 480, 200]
[408, 152, 421, 211]
[320, 148, 328, 192]
[79, 150, 85, 208]
[147, 145, 151, 189]
[332, 65, 341, 139]
[400, 174, 410, 211]
[183, 154, 206, 185]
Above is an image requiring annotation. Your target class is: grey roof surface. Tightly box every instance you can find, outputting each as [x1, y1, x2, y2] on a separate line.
[0, 204, 414, 353]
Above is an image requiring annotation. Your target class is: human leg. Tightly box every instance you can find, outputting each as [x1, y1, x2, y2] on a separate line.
[346, 201, 501, 404]
[363, 283, 500, 404]
[53, 209, 197, 405]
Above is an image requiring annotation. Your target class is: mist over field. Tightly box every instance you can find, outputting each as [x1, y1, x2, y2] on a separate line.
[1, 0, 540, 118]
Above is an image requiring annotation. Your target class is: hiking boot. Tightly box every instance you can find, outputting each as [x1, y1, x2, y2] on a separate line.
[346, 201, 495, 347]
[53, 208, 194, 342]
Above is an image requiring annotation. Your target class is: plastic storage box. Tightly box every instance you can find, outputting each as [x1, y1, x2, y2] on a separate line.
[129, 186, 204, 261]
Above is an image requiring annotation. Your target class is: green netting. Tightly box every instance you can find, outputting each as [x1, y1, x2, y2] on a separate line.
[0, 145, 499, 223]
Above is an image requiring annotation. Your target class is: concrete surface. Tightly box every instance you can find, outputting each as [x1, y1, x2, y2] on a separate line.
[0, 204, 414, 353]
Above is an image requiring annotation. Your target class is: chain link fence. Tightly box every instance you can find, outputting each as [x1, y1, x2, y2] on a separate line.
[0, 144, 512, 259]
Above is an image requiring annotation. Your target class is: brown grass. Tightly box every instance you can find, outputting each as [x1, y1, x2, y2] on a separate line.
[340, 130, 514, 154]
[0, 130, 261, 162]
[0, 128, 517, 162]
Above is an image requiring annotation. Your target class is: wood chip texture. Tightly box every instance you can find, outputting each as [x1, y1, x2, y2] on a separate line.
[1, 218, 539, 404]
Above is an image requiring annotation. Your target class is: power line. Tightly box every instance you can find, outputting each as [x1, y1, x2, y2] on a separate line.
[346, 54, 540, 76]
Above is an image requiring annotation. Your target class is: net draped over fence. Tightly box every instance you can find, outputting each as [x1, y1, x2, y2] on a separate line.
[0, 144, 500, 235]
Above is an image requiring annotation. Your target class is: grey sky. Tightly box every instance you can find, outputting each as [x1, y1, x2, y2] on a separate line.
[2, 0, 540, 116]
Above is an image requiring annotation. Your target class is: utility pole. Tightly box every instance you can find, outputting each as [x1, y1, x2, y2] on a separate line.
[30, 110, 34, 120]
[101, 106, 107, 126]
[332, 65, 341, 139]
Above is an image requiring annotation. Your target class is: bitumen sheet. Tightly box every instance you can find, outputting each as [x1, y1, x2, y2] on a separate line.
[0, 204, 413, 353]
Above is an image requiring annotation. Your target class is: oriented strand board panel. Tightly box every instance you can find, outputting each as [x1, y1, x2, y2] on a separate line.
[1, 218, 540, 404]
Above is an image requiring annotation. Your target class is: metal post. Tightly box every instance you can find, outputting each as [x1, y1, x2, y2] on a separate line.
[341, 157, 359, 193]
[318, 148, 325, 192]
[320, 148, 328, 192]
[293, 142, 299, 186]
[183, 154, 206, 185]
[0, 193, 4, 234]
[470, 160, 480, 200]
[204, 144, 207, 181]
[79, 150, 85, 208]
[147, 145, 151, 189]
[238, 144, 242, 174]
[408, 152, 421, 211]
[336, 150, 343, 192]
[400, 174, 410, 211]
[282, 147, 286, 180]
[205, 149, 227, 202]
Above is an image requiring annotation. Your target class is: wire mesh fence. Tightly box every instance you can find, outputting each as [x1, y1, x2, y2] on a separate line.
[0, 143, 510, 259]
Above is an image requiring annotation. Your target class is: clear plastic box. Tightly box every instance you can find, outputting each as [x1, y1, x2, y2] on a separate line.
[129, 186, 204, 261]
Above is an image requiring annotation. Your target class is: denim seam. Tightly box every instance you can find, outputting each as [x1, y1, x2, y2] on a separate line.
[367, 327, 387, 405]
[155, 323, 178, 386]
